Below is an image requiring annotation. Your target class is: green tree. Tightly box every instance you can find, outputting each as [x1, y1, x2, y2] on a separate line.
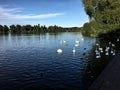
[4, 25, 9, 33]
[82, 0, 120, 37]
[0, 25, 4, 34]
[10, 25, 16, 33]
[16, 24, 22, 33]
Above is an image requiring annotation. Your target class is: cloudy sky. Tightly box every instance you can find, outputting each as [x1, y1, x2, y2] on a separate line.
[0, 0, 89, 27]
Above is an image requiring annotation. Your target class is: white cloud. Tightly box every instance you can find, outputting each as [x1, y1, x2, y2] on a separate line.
[0, 7, 23, 19]
[11, 13, 64, 19]
[0, 6, 65, 25]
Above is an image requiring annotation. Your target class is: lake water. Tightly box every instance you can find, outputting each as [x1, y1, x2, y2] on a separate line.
[0, 32, 96, 90]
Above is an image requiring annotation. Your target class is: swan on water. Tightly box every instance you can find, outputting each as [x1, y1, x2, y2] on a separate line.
[100, 50, 103, 53]
[117, 38, 119, 42]
[110, 49, 113, 54]
[63, 40, 66, 43]
[96, 51, 100, 56]
[57, 49, 63, 53]
[112, 50, 116, 56]
[95, 47, 98, 53]
[112, 44, 115, 47]
[96, 43, 99, 46]
[75, 40, 80, 44]
[105, 51, 109, 56]
[98, 46, 103, 51]
[98, 46, 103, 53]
[109, 42, 111, 45]
[96, 55, 101, 59]
[81, 38, 84, 41]
[105, 46, 110, 52]
[75, 43, 80, 47]
[96, 52, 101, 59]
[72, 47, 76, 53]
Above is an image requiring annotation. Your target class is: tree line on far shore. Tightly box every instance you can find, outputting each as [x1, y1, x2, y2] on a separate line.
[0, 24, 81, 34]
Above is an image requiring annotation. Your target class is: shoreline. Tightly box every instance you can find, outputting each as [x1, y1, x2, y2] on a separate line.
[88, 53, 120, 90]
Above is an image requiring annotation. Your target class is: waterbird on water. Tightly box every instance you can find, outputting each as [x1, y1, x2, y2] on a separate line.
[105, 46, 110, 52]
[72, 47, 76, 53]
[112, 50, 116, 56]
[112, 44, 115, 47]
[110, 49, 114, 54]
[105, 51, 109, 56]
[75, 43, 80, 47]
[63, 40, 66, 43]
[81, 38, 84, 41]
[96, 53, 101, 59]
[57, 49, 63, 53]
[95, 47, 98, 53]
[117, 38, 119, 42]
[109, 41, 111, 45]
[75, 40, 80, 44]
[96, 43, 99, 46]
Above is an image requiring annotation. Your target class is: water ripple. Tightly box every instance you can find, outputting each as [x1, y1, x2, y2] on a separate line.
[0, 33, 95, 90]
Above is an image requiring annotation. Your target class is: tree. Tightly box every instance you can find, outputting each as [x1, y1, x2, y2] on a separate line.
[4, 25, 9, 33]
[82, 0, 120, 37]
[16, 24, 22, 33]
[10, 25, 17, 33]
[0, 25, 4, 34]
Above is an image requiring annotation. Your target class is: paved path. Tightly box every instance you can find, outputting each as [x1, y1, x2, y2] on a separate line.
[89, 53, 120, 90]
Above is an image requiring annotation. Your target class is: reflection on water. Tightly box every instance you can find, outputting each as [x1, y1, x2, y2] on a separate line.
[0, 32, 96, 90]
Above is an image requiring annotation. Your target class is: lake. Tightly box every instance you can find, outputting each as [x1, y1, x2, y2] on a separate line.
[0, 32, 96, 90]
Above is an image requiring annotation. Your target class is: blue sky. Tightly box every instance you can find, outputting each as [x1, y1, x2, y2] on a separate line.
[0, 0, 89, 27]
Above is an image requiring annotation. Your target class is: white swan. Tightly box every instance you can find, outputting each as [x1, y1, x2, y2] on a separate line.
[109, 42, 111, 45]
[98, 46, 102, 51]
[72, 47, 76, 53]
[110, 49, 113, 54]
[96, 43, 99, 46]
[105, 51, 109, 56]
[75, 43, 80, 47]
[112, 44, 115, 47]
[98, 47, 103, 53]
[105, 46, 110, 52]
[112, 50, 116, 56]
[96, 51, 100, 56]
[81, 38, 84, 41]
[57, 49, 63, 53]
[63, 40, 66, 43]
[75, 40, 80, 44]
[95, 47, 98, 53]
[117, 38, 119, 42]
[96, 53, 101, 59]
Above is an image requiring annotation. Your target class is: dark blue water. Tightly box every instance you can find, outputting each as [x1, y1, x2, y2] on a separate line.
[0, 32, 95, 90]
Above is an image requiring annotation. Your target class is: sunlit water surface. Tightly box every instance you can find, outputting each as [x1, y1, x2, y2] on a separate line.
[0, 32, 96, 90]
